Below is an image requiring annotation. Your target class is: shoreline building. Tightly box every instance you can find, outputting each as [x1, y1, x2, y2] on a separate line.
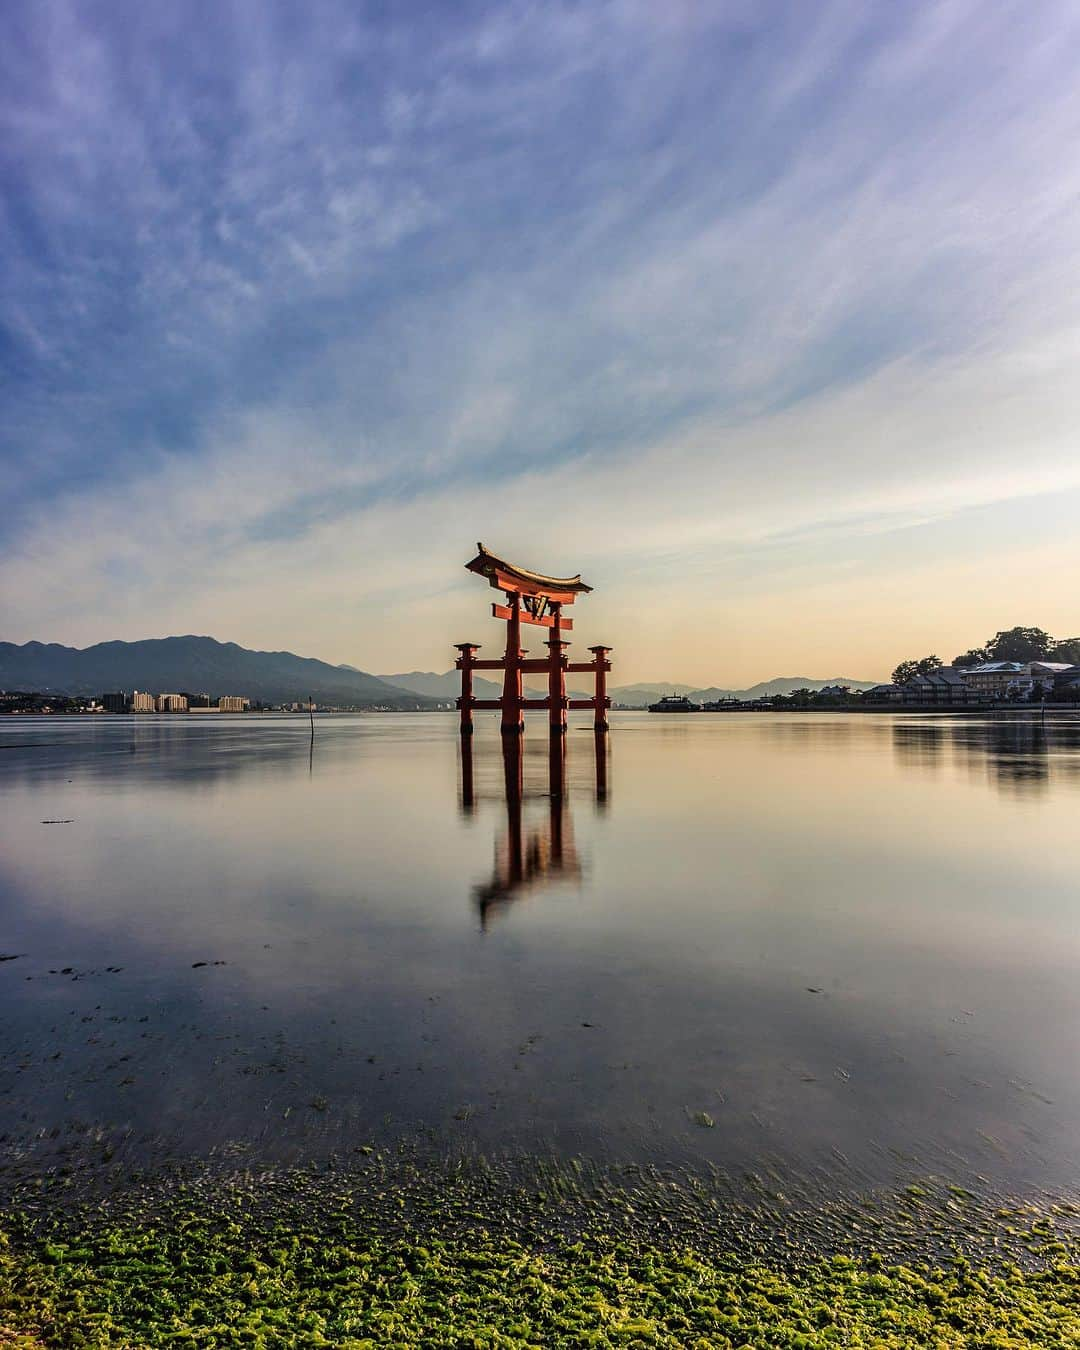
[97, 690, 252, 713]
[867, 668, 978, 707]
[958, 662, 1029, 699]
[1053, 665, 1080, 698]
[959, 661, 1072, 700]
[865, 683, 902, 703]
[902, 667, 978, 706]
[1028, 662, 1074, 692]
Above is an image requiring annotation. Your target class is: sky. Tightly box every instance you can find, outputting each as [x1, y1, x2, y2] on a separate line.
[3, 0, 1080, 686]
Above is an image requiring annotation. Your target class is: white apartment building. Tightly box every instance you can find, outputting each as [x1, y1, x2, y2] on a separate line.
[960, 661, 1073, 699]
[958, 662, 1028, 697]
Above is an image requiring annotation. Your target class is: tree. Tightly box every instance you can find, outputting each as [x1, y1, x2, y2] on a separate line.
[952, 648, 988, 669]
[984, 627, 1053, 662]
[1049, 637, 1080, 665]
[891, 655, 942, 685]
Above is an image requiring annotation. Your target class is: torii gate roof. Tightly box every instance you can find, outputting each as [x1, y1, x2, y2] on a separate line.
[466, 543, 593, 600]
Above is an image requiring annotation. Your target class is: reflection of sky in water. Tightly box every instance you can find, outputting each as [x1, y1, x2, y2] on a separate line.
[1, 712, 1080, 1191]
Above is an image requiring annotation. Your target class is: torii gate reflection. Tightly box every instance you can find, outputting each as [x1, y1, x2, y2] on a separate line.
[460, 731, 609, 929]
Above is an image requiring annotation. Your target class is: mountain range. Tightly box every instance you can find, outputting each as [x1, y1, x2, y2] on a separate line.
[382, 671, 880, 705]
[1, 636, 880, 709]
[0, 637, 434, 709]
[380, 670, 592, 701]
[679, 676, 880, 704]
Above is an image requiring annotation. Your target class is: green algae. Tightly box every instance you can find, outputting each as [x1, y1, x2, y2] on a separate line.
[3, 1212, 1079, 1347]
[2, 1158, 1080, 1347]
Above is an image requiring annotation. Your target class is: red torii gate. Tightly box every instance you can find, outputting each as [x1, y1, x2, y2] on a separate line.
[455, 543, 611, 736]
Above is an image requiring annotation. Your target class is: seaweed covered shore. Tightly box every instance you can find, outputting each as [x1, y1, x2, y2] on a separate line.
[2, 1148, 1080, 1346]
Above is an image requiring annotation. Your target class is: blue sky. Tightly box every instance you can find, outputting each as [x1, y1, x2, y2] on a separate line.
[4, 0, 1080, 683]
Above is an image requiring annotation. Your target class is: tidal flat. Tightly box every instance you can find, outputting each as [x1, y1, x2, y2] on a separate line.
[3, 712, 1080, 1342]
[3, 1148, 1080, 1346]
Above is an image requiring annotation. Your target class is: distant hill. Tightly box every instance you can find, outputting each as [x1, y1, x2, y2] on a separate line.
[612, 677, 880, 707]
[380, 669, 591, 701]
[380, 670, 503, 701]
[609, 683, 698, 705]
[5, 640, 881, 709]
[0, 637, 436, 709]
[382, 671, 882, 707]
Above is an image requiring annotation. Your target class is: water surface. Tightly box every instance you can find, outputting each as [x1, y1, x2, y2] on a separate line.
[2, 711, 1079, 1196]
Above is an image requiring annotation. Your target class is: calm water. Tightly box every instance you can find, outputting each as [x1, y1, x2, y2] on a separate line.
[2, 711, 1080, 1195]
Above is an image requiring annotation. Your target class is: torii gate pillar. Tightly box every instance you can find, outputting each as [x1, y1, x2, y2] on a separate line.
[455, 643, 480, 735]
[500, 591, 526, 737]
[546, 601, 568, 735]
[589, 646, 612, 733]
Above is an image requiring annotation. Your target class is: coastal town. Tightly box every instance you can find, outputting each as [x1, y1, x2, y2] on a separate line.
[4, 629, 1079, 716]
[0, 689, 257, 715]
[863, 658, 1080, 706]
[650, 659, 1080, 711]
[644, 625, 1080, 711]
[7, 658, 1080, 717]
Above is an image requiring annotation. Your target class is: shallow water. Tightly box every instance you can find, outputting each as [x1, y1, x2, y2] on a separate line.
[2, 711, 1080, 1194]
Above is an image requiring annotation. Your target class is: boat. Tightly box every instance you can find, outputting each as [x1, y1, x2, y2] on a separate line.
[647, 695, 700, 713]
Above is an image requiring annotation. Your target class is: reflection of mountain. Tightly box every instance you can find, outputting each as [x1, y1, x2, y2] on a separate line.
[892, 714, 1080, 795]
[462, 734, 608, 929]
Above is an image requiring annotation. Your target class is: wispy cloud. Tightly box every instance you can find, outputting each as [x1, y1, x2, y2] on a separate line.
[3, 1, 1080, 681]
